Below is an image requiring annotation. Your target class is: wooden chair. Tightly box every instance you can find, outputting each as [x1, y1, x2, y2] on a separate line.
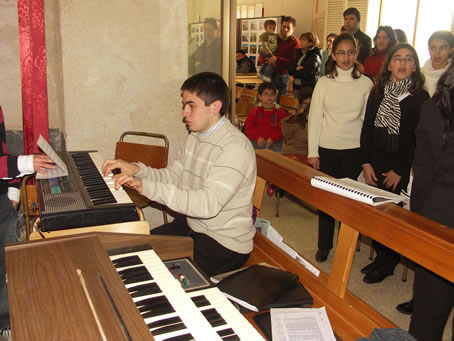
[239, 87, 258, 104]
[253, 176, 266, 217]
[236, 99, 256, 130]
[115, 131, 169, 224]
[287, 76, 295, 97]
[235, 86, 244, 102]
[279, 95, 299, 115]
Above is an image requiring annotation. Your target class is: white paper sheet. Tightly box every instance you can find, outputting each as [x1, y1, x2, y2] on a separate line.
[271, 307, 336, 341]
[36, 135, 68, 179]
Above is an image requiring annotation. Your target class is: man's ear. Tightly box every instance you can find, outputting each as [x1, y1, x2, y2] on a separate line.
[210, 99, 223, 114]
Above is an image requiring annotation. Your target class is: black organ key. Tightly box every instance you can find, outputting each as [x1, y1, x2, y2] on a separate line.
[128, 282, 161, 297]
[117, 265, 153, 284]
[147, 316, 183, 329]
[151, 322, 187, 336]
[162, 334, 194, 341]
[136, 295, 175, 318]
[190, 295, 210, 308]
[201, 308, 227, 327]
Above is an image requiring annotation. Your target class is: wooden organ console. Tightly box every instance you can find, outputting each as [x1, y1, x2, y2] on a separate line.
[5, 149, 453, 340]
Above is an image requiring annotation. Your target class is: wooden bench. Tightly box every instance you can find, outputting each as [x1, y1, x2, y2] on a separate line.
[252, 149, 454, 339]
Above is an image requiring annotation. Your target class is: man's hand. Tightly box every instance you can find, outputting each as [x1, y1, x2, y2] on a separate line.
[102, 159, 140, 177]
[114, 174, 143, 193]
[10, 200, 18, 209]
[265, 55, 277, 66]
[33, 154, 56, 175]
[265, 138, 273, 148]
[382, 170, 401, 191]
[307, 157, 320, 170]
[256, 137, 266, 147]
[362, 164, 377, 186]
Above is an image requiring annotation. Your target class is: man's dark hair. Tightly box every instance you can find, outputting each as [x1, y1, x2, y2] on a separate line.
[204, 17, 219, 31]
[236, 49, 246, 55]
[428, 30, 454, 48]
[258, 82, 277, 95]
[181, 72, 230, 116]
[282, 16, 296, 27]
[343, 8, 361, 22]
[264, 19, 276, 29]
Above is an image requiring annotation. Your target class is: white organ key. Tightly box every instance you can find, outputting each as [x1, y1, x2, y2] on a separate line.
[89, 152, 132, 204]
[188, 288, 264, 340]
[111, 249, 222, 340]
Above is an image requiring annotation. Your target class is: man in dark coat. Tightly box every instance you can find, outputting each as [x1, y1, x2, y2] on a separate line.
[343, 7, 372, 64]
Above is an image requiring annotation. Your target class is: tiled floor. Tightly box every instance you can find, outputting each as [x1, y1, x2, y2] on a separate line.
[259, 192, 453, 340]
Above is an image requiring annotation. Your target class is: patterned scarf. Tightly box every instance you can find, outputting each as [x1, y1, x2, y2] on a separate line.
[374, 77, 413, 135]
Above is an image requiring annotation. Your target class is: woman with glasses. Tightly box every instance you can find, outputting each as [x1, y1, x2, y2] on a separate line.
[307, 33, 373, 262]
[359, 44, 429, 284]
[363, 26, 396, 79]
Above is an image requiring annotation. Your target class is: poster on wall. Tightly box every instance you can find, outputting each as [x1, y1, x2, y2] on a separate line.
[236, 16, 282, 70]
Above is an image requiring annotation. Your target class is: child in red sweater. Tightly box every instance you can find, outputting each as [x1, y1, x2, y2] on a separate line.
[244, 82, 287, 152]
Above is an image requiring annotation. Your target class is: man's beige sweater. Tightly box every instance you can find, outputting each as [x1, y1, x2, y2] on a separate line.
[134, 119, 257, 254]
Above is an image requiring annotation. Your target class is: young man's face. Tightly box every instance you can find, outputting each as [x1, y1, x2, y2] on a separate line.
[343, 14, 359, 33]
[236, 53, 244, 61]
[259, 89, 277, 108]
[181, 91, 221, 133]
[429, 38, 453, 70]
[281, 21, 295, 39]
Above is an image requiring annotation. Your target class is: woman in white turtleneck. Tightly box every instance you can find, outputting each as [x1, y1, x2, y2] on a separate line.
[422, 31, 453, 97]
[307, 33, 373, 262]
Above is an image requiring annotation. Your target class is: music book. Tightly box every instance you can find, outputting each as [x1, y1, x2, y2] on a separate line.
[216, 265, 299, 312]
[263, 281, 313, 309]
[310, 176, 404, 206]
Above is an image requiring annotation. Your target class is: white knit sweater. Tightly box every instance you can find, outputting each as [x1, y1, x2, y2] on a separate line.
[308, 66, 373, 157]
[422, 59, 451, 97]
[134, 119, 257, 254]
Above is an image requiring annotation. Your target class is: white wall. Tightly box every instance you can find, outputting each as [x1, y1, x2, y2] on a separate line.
[45, 1, 189, 163]
[0, 1, 22, 130]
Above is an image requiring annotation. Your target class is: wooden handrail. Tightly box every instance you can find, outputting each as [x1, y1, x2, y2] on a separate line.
[256, 149, 454, 284]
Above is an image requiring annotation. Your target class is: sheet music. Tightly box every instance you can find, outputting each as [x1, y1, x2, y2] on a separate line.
[271, 307, 336, 341]
[36, 135, 68, 179]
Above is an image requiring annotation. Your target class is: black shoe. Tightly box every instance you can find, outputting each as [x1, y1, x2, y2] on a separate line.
[396, 300, 413, 315]
[315, 249, 329, 262]
[361, 262, 377, 274]
[363, 268, 390, 284]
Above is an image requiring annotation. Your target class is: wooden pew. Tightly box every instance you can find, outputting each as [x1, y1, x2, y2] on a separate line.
[253, 149, 454, 339]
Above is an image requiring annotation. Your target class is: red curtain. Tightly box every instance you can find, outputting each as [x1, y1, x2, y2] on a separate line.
[17, 0, 49, 154]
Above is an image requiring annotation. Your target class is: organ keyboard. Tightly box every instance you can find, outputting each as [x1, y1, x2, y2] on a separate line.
[36, 151, 139, 231]
[6, 232, 264, 340]
[110, 245, 264, 340]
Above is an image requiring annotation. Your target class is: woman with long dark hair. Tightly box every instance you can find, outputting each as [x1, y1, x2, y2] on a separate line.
[363, 26, 396, 79]
[360, 44, 430, 283]
[308, 33, 373, 262]
[408, 59, 454, 340]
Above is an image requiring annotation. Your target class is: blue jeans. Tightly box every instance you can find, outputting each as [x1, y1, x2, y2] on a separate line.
[259, 64, 274, 79]
[0, 194, 17, 328]
[272, 74, 290, 103]
[250, 140, 282, 153]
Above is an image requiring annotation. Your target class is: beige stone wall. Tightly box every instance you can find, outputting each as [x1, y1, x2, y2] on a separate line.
[0, 1, 22, 130]
[45, 0, 189, 163]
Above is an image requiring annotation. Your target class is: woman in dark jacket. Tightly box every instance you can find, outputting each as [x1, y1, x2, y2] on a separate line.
[408, 60, 454, 341]
[360, 43, 429, 284]
[289, 32, 322, 98]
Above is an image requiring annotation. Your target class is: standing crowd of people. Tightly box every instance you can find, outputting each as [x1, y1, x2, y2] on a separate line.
[241, 8, 453, 340]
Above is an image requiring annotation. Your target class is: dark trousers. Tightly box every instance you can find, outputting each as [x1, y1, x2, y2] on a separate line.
[0, 194, 18, 329]
[409, 265, 454, 340]
[317, 147, 362, 251]
[150, 216, 250, 277]
[371, 171, 407, 275]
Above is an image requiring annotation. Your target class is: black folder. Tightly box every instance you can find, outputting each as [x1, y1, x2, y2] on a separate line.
[264, 280, 313, 309]
[216, 264, 299, 312]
